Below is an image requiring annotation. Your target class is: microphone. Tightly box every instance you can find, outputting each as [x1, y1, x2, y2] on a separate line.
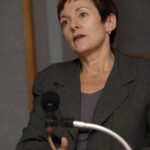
[41, 91, 74, 127]
[41, 91, 60, 113]
[41, 91, 132, 150]
[41, 91, 62, 150]
[41, 91, 60, 127]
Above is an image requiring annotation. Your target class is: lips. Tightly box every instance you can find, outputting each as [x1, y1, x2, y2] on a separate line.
[73, 34, 86, 42]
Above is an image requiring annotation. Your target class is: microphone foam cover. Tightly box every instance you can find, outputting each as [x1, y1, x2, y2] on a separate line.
[41, 91, 60, 113]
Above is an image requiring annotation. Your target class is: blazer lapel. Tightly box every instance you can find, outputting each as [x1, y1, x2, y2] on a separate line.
[92, 51, 135, 125]
[54, 60, 81, 141]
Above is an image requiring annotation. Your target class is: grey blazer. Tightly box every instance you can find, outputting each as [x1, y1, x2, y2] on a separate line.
[16, 50, 150, 150]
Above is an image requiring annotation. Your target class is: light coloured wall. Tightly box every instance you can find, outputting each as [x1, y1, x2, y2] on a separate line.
[0, 1, 29, 150]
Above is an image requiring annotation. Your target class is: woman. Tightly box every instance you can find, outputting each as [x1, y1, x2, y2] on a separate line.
[16, 0, 150, 150]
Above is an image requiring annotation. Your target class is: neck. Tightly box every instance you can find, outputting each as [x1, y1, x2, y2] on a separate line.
[80, 49, 114, 75]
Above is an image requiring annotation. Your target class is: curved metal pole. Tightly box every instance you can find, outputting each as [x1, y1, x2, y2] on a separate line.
[73, 121, 132, 150]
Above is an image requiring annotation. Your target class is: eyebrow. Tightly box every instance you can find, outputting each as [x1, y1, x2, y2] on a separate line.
[75, 7, 89, 12]
[60, 15, 69, 20]
[60, 6, 89, 19]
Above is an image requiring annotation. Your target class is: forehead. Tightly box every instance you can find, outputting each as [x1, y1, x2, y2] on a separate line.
[60, 0, 95, 15]
[64, 0, 93, 6]
[65, 0, 88, 3]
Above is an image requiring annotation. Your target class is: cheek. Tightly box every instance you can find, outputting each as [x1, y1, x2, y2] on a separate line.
[63, 30, 71, 41]
[92, 23, 106, 38]
[63, 32, 69, 42]
[85, 19, 101, 33]
[63, 32, 74, 48]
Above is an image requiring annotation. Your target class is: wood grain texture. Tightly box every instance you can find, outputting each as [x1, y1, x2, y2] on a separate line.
[22, 0, 36, 111]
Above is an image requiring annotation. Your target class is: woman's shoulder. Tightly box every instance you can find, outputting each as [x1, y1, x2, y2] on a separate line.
[41, 58, 79, 72]
[35, 58, 80, 81]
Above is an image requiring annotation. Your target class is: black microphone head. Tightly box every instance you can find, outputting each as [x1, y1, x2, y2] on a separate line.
[41, 91, 60, 113]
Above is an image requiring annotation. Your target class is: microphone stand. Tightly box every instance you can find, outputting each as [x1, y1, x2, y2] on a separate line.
[73, 121, 132, 150]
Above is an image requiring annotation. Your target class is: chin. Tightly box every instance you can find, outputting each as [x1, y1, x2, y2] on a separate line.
[74, 48, 91, 56]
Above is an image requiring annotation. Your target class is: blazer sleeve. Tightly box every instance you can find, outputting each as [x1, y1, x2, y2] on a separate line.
[16, 74, 51, 150]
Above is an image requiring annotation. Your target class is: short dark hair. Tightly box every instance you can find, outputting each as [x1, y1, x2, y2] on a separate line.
[57, 0, 119, 44]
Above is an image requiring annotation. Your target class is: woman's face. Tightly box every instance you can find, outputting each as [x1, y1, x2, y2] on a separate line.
[60, 0, 114, 56]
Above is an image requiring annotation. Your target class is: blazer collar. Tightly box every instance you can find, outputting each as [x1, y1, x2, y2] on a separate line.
[116, 51, 135, 86]
[54, 59, 81, 87]
[55, 51, 134, 88]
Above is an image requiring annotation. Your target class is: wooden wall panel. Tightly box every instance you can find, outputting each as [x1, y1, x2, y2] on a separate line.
[22, 0, 36, 111]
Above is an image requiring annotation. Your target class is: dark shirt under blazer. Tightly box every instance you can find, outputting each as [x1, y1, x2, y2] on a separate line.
[16, 50, 150, 150]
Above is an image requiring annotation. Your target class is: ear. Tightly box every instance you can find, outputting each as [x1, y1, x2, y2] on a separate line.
[105, 13, 117, 34]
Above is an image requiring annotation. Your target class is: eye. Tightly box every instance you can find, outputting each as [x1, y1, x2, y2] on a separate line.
[61, 20, 69, 28]
[79, 12, 88, 18]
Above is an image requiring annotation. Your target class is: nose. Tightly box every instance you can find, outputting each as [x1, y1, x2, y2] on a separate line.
[70, 20, 80, 32]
